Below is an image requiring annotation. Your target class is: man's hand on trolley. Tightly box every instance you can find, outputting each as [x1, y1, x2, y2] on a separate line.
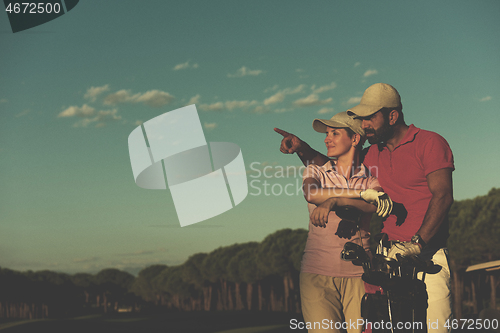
[359, 189, 393, 217]
[387, 242, 421, 259]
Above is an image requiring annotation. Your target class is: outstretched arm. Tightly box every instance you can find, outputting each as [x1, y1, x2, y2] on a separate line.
[274, 127, 329, 166]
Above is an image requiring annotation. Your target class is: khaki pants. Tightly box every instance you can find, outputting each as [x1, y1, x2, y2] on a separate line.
[300, 272, 365, 333]
[419, 248, 453, 333]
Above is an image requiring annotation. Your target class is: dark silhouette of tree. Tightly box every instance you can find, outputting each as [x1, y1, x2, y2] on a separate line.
[94, 269, 135, 313]
[182, 253, 209, 310]
[227, 242, 260, 310]
[0, 267, 37, 319]
[448, 188, 500, 318]
[201, 244, 247, 311]
[23, 270, 78, 318]
[130, 264, 168, 304]
[257, 229, 307, 312]
[154, 265, 196, 310]
[71, 273, 96, 306]
[231, 246, 262, 311]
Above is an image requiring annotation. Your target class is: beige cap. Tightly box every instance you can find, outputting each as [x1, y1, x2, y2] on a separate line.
[347, 83, 402, 117]
[313, 111, 364, 136]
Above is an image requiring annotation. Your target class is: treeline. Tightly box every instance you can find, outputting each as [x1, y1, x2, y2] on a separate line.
[0, 268, 140, 319]
[0, 229, 307, 320]
[1, 188, 498, 320]
[448, 188, 500, 268]
[130, 229, 307, 312]
[447, 187, 500, 317]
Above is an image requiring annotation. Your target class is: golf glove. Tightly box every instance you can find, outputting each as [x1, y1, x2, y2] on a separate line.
[387, 242, 421, 259]
[359, 189, 393, 217]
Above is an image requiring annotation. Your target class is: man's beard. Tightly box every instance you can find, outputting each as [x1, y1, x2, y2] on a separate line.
[365, 121, 394, 145]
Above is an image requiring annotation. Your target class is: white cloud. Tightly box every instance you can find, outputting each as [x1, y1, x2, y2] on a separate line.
[135, 90, 175, 107]
[118, 248, 167, 257]
[0, 98, 7, 104]
[103, 90, 134, 105]
[84, 84, 109, 102]
[296, 68, 304, 72]
[73, 109, 122, 127]
[282, 84, 305, 95]
[173, 62, 188, 70]
[72, 118, 94, 127]
[264, 92, 285, 105]
[228, 66, 265, 78]
[225, 100, 258, 110]
[134, 120, 143, 126]
[264, 84, 279, 93]
[15, 109, 30, 117]
[354, 62, 361, 68]
[251, 105, 269, 114]
[346, 97, 362, 105]
[312, 82, 337, 94]
[199, 102, 224, 111]
[363, 69, 378, 77]
[199, 100, 258, 111]
[263, 84, 305, 105]
[73, 256, 100, 263]
[479, 96, 492, 102]
[104, 89, 174, 107]
[204, 122, 217, 130]
[318, 107, 334, 114]
[69, 108, 121, 128]
[173, 61, 199, 70]
[94, 109, 121, 122]
[187, 94, 201, 105]
[58, 104, 96, 117]
[293, 94, 333, 107]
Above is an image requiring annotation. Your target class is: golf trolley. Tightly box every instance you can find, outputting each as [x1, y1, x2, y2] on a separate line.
[336, 206, 434, 333]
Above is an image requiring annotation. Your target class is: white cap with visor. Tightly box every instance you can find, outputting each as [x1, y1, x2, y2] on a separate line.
[312, 111, 364, 136]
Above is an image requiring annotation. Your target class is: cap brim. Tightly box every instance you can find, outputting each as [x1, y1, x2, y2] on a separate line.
[347, 104, 382, 118]
[312, 119, 348, 133]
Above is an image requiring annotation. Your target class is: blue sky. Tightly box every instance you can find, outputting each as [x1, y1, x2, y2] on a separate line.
[1, 0, 499, 275]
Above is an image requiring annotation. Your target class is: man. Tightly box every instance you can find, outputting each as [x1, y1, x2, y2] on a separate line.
[275, 83, 454, 332]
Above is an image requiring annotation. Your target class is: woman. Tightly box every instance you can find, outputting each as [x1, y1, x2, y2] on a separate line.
[300, 111, 391, 333]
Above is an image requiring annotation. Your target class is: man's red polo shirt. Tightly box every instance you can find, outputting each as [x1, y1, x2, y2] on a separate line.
[363, 124, 454, 243]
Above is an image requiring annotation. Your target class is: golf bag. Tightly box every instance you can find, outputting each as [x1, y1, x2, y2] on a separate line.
[337, 207, 432, 333]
